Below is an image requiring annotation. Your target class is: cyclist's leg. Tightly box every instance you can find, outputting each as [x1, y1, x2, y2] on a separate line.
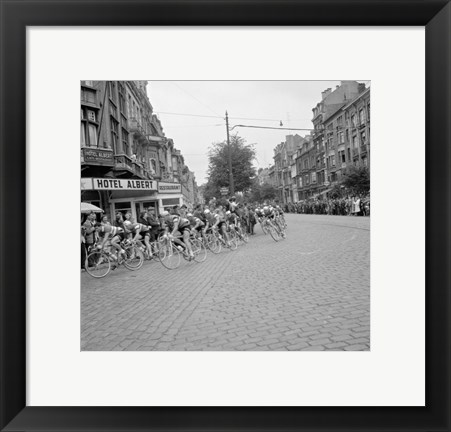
[182, 228, 194, 257]
[110, 235, 123, 256]
[143, 233, 153, 258]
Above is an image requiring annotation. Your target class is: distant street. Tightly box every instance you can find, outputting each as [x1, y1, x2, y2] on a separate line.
[81, 214, 370, 351]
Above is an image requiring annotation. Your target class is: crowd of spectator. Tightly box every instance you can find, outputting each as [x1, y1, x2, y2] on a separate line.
[284, 195, 370, 216]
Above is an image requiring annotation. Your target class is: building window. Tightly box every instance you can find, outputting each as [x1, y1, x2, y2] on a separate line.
[367, 103, 370, 120]
[81, 88, 96, 104]
[311, 172, 317, 183]
[87, 110, 96, 122]
[338, 131, 344, 143]
[352, 135, 358, 149]
[363, 157, 368, 167]
[337, 116, 343, 127]
[360, 131, 367, 144]
[80, 107, 99, 148]
[351, 114, 357, 127]
[110, 117, 119, 153]
[122, 128, 130, 156]
[359, 108, 366, 125]
[108, 81, 117, 102]
[118, 83, 126, 115]
[347, 148, 351, 161]
[338, 150, 345, 163]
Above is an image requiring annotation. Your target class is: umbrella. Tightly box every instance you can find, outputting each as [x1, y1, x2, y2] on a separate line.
[81, 202, 104, 214]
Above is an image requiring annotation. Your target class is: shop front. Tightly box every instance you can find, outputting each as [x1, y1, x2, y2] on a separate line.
[81, 177, 183, 221]
[157, 181, 183, 211]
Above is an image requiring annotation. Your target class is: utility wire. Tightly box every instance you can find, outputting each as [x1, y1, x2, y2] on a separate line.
[171, 82, 222, 117]
[230, 124, 314, 131]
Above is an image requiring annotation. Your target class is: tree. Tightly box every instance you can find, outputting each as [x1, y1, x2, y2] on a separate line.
[340, 165, 370, 195]
[204, 134, 257, 201]
[249, 180, 278, 203]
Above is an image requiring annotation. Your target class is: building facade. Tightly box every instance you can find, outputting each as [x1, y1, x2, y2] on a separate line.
[294, 81, 370, 200]
[81, 80, 198, 220]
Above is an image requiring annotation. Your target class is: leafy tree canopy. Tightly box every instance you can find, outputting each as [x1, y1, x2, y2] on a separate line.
[203, 134, 257, 202]
[340, 165, 370, 195]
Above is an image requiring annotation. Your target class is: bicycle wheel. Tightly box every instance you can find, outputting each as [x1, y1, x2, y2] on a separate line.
[123, 245, 144, 270]
[238, 228, 249, 244]
[191, 239, 207, 262]
[268, 224, 280, 242]
[206, 233, 221, 254]
[227, 232, 238, 250]
[150, 241, 161, 262]
[158, 241, 181, 269]
[260, 221, 268, 235]
[85, 250, 111, 278]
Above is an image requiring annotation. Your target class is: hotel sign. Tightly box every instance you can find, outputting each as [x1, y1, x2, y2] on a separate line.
[88, 178, 157, 191]
[82, 148, 114, 164]
[158, 181, 181, 194]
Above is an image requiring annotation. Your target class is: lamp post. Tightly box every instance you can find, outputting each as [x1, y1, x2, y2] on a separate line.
[225, 111, 235, 195]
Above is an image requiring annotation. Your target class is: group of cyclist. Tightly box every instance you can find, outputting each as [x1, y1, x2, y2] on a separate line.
[81, 196, 287, 270]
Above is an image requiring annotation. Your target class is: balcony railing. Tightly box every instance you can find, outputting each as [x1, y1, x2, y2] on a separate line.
[129, 117, 146, 136]
[114, 154, 134, 172]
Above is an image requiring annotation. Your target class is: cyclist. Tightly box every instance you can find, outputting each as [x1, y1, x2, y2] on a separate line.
[95, 223, 126, 260]
[187, 212, 205, 236]
[214, 206, 231, 247]
[161, 210, 194, 260]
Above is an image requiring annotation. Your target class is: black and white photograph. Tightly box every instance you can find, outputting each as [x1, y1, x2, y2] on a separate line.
[81, 80, 370, 352]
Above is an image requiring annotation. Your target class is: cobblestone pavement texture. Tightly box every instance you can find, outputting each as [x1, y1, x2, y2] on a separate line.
[81, 214, 370, 351]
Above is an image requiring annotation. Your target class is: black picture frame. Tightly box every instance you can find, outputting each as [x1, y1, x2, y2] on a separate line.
[1, 1, 449, 431]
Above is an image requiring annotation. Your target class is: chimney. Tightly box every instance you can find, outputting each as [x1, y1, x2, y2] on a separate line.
[321, 88, 332, 99]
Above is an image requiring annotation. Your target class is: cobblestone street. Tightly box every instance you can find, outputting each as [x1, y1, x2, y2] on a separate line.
[81, 214, 370, 351]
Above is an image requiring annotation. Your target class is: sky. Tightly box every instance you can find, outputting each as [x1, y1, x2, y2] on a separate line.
[146, 81, 363, 185]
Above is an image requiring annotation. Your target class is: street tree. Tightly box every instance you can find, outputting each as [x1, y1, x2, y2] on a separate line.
[249, 180, 278, 203]
[204, 134, 257, 202]
[340, 165, 370, 195]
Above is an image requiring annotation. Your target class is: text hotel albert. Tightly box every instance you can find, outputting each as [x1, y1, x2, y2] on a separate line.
[81, 80, 201, 220]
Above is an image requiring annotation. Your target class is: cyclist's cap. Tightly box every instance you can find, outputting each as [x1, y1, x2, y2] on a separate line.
[187, 213, 193, 217]
[226, 210, 231, 215]
[160, 211, 170, 217]
[204, 209, 210, 214]
[263, 206, 269, 211]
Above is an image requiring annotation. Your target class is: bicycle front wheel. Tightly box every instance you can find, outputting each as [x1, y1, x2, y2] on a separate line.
[123, 245, 144, 270]
[192, 239, 207, 262]
[206, 233, 221, 254]
[85, 251, 111, 278]
[159, 242, 181, 269]
[268, 224, 280, 242]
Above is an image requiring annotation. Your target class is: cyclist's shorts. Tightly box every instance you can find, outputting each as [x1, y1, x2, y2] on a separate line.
[217, 221, 226, 230]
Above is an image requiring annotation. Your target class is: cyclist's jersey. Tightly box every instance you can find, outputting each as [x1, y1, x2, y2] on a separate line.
[123, 222, 141, 234]
[226, 213, 238, 224]
[205, 213, 217, 226]
[255, 209, 264, 218]
[193, 210, 204, 221]
[188, 216, 205, 229]
[263, 208, 274, 217]
[165, 215, 190, 231]
[99, 225, 124, 237]
[215, 211, 226, 222]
